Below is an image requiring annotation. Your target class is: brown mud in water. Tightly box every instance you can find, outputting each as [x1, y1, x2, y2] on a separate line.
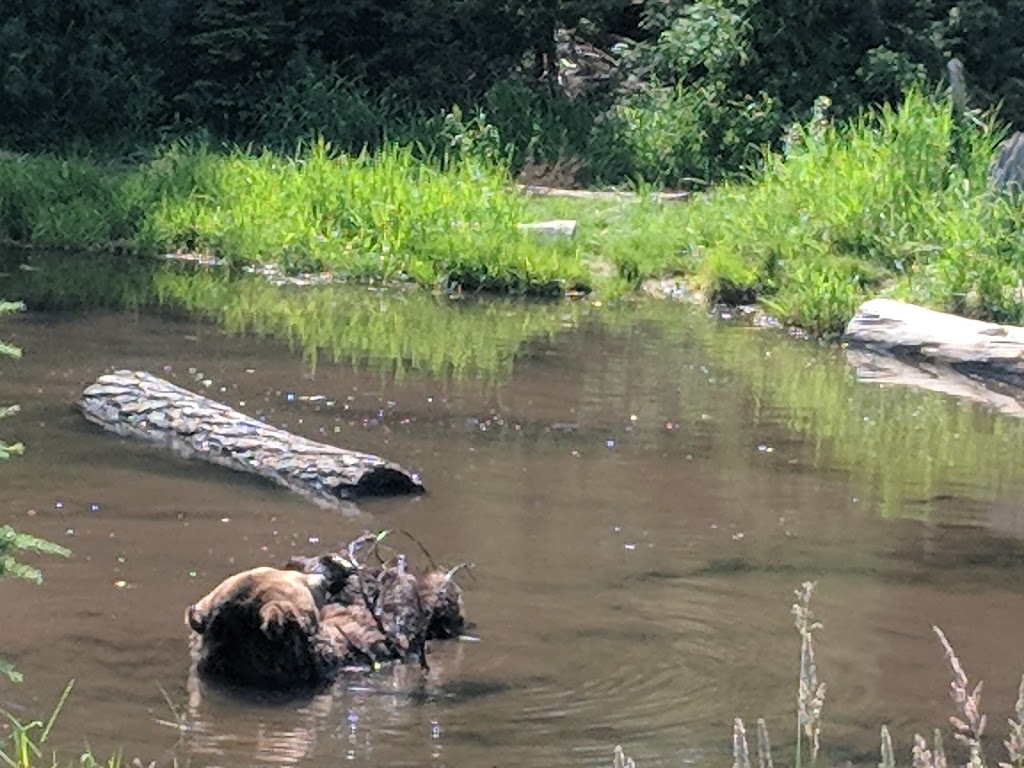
[2, 304, 1024, 768]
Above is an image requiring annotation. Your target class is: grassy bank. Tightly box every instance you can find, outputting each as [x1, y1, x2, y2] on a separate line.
[2, 91, 1023, 334]
[533, 91, 1023, 335]
[0, 140, 587, 296]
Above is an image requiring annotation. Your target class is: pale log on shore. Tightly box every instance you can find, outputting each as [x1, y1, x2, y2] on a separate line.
[843, 298, 1024, 391]
[78, 370, 425, 506]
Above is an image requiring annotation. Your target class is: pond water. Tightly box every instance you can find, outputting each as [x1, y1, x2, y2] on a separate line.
[3, 273, 1024, 768]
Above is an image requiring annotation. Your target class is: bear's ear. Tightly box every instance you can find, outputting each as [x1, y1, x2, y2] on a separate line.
[186, 605, 206, 634]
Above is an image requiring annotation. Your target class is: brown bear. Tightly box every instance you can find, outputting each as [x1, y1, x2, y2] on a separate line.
[319, 603, 391, 667]
[187, 551, 471, 691]
[186, 566, 337, 690]
[418, 570, 467, 640]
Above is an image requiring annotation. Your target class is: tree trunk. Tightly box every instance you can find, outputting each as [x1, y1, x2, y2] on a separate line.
[78, 370, 425, 507]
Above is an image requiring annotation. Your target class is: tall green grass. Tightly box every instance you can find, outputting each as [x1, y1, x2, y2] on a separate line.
[2, 91, 1023, 333]
[669, 90, 1015, 334]
[0, 140, 588, 295]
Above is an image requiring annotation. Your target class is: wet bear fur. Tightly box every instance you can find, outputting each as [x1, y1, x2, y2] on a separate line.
[188, 554, 470, 690]
[319, 603, 392, 665]
[286, 556, 466, 643]
[418, 571, 467, 639]
[186, 566, 336, 690]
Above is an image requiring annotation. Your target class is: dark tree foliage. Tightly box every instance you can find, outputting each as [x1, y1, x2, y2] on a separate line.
[0, 0, 164, 146]
[1, 0, 1024, 162]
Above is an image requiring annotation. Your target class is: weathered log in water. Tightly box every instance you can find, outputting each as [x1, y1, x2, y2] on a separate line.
[78, 370, 425, 506]
[844, 299, 1024, 392]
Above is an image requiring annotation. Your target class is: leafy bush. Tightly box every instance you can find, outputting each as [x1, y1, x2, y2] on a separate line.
[0, 301, 72, 685]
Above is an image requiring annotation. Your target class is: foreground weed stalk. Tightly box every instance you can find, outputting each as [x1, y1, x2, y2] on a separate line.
[934, 625, 987, 768]
[912, 729, 948, 768]
[1002, 676, 1024, 768]
[717, 586, 1024, 768]
[0, 680, 74, 768]
[793, 581, 826, 768]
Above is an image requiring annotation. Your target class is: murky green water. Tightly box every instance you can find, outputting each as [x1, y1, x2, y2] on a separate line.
[3, 255, 1024, 768]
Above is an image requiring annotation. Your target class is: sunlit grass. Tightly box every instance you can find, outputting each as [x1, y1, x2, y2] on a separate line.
[2, 90, 1023, 334]
[0, 140, 589, 296]
[669, 91, 1015, 334]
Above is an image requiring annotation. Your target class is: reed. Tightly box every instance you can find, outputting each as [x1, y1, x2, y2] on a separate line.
[718, 586, 1024, 768]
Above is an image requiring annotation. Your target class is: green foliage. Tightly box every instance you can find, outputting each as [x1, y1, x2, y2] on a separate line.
[610, 82, 779, 184]
[0, 141, 588, 296]
[4, 0, 1024, 189]
[0, 1, 164, 149]
[0, 526, 72, 586]
[0, 155, 140, 248]
[0, 301, 24, 460]
[666, 90, 1009, 334]
[2, 90, 1023, 336]
[0, 301, 72, 685]
[245, 52, 397, 152]
[0, 680, 83, 767]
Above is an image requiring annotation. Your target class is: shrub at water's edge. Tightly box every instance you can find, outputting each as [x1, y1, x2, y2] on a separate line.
[669, 90, 1016, 335]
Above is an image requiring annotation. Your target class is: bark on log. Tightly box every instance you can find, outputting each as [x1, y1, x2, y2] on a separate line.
[78, 370, 425, 506]
[843, 299, 1024, 391]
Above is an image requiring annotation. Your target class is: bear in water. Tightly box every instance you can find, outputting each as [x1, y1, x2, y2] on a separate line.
[187, 550, 471, 690]
[186, 566, 337, 690]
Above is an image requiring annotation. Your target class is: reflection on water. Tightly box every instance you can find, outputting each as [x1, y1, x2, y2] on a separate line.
[2, 278, 1024, 767]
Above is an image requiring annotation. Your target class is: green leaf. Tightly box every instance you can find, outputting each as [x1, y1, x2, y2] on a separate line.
[0, 526, 72, 558]
[0, 442, 25, 460]
[0, 659, 23, 684]
[0, 341, 20, 359]
[0, 556, 43, 584]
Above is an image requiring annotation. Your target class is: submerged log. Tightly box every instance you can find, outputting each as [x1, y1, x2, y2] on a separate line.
[843, 299, 1024, 391]
[78, 370, 425, 506]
